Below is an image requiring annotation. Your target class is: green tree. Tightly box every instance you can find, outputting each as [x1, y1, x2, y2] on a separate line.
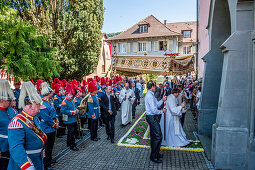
[10, 0, 104, 80]
[107, 32, 122, 37]
[148, 74, 158, 81]
[0, 7, 60, 81]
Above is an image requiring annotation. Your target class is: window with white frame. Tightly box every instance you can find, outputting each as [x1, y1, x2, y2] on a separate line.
[119, 43, 127, 53]
[183, 31, 191, 38]
[159, 41, 167, 51]
[183, 46, 191, 54]
[139, 25, 148, 33]
[138, 42, 146, 52]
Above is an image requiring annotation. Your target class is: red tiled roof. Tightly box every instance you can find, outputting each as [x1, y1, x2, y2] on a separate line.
[166, 21, 197, 42]
[108, 15, 181, 41]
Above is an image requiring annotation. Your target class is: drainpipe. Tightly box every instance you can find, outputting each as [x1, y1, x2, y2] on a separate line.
[196, 0, 199, 73]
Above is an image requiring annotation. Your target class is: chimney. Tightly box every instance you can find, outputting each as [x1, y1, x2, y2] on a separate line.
[164, 20, 167, 25]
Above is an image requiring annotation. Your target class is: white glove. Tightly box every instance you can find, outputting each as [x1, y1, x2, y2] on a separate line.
[26, 166, 36, 170]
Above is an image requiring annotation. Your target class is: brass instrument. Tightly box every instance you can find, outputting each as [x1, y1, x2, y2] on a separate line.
[76, 113, 83, 137]
[79, 92, 91, 116]
[75, 93, 91, 137]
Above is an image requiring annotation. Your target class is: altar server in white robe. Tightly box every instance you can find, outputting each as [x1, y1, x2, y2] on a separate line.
[160, 88, 190, 147]
[119, 83, 135, 126]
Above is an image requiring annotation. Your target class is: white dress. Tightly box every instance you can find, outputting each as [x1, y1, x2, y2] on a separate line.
[119, 88, 135, 125]
[160, 94, 190, 147]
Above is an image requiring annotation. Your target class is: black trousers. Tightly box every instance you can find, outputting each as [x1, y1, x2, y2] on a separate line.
[0, 151, 10, 170]
[80, 117, 86, 129]
[67, 123, 76, 148]
[103, 116, 115, 140]
[180, 113, 186, 127]
[44, 131, 56, 167]
[74, 122, 79, 137]
[90, 118, 98, 140]
[146, 115, 162, 159]
[56, 116, 66, 136]
[99, 116, 103, 126]
[132, 102, 137, 117]
[88, 118, 91, 130]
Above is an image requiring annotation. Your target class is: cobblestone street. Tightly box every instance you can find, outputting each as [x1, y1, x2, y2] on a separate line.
[52, 98, 210, 170]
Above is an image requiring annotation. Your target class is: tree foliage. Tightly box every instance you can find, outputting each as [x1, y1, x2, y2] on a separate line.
[107, 32, 122, 38]
[148, 74, 158, 81]
[0, 7, 61, 81]
[10, 0, 104, 80]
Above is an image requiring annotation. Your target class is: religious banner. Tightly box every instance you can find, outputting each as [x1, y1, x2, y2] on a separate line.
[114, 54, 195, 76]
[169, 55, 195, 75]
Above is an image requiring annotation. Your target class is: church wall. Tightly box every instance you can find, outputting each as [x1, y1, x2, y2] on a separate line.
[198, 0, 231, 137]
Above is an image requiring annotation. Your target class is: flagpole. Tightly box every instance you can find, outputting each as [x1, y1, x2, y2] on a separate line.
[163, 40, 167, 141]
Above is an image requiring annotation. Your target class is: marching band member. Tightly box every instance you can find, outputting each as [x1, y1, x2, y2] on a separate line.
[87, 82, 100, 141]
[8, 99, 18, 118]
[8, 81, 47, 170]
[13, 81, 21, 110]
[97, 77, 106, 99]
[37, 82, 58, 170]
[61, 84, 79, 151]
[53, 83, 66, 137]
[36, 79, 44, 98]
[97, 77, 106, 127]
[73, 86, 85, 138]
[0, 79, 15, 170]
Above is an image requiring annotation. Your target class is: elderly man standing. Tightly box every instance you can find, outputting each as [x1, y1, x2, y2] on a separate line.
[131, 82, 140, 119]
[145, 81, 167, 163]
[0, 79, 15, 170]
[119, 83, 135, 127]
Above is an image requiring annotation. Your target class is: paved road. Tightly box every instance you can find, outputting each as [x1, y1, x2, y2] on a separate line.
[52, 98, 210, 170]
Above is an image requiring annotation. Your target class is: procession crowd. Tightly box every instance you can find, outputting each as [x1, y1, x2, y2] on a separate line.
[0, 76, 145, 170]
[0, 73, 201, 169]
[145, 74, 201, 163]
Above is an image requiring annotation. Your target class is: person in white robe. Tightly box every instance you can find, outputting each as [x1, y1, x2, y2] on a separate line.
[119, 83, 135, 126]
[160, 88, 190, 147]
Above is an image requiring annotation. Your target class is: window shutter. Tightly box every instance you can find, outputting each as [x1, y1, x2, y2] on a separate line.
[127, 43, 130, 53]
[154, 41, 158, 51]
[115, 43, 119, 53]
[133, 42, 138, 52]
[146, 41, 151, 52]
[168, 40, 173, 53]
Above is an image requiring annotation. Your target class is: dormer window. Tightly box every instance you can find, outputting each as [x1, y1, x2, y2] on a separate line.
[183, 31, 191, 38]
[139, 25, 148, 33]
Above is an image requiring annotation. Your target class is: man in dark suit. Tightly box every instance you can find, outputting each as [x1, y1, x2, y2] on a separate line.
[154, 83, 164, 113]
[131, 83, 140, 119]
[100, 85, 117, 143]
[165, 82, 172, 96]
[154, 83, 164, 101]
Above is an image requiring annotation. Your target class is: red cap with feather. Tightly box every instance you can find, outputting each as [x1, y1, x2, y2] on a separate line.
[37, 79, 44, 90]
[100, 77, 106, 86]
[88, 82, 98, 92]
[54, 83, 61, 93]
[113, 78, 117, 85]
[82, 80, 87, 86]
[87, 78, 93, 83]
[14, 81, 21, 86]
[109, 79, 113, 86]
[62, 79, 68, 87]
[51, 82, 55, 89]
[65, 83, 75, 96]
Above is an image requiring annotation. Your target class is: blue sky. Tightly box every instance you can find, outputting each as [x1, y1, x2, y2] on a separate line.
[102, 0, 197, 33]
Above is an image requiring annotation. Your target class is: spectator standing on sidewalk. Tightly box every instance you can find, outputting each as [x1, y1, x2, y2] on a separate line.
[145, 81, 166, 163]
